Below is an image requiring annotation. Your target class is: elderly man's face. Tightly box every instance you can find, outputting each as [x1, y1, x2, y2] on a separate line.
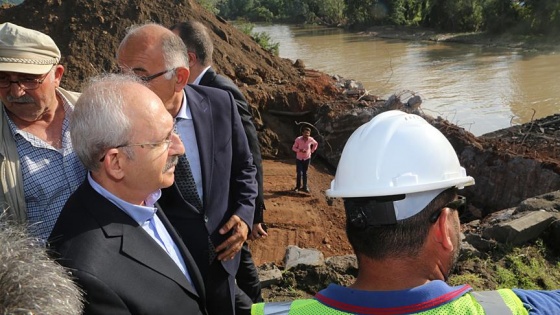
[117, 39, 177, 115]
[0, 65, 63, 123]
[121, 96, 185, 195]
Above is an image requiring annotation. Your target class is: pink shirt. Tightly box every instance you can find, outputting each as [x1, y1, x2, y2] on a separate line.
[292, 136, 318, 160]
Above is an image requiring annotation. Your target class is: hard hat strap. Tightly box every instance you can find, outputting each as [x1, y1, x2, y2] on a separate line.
[346, 197, 403, 227]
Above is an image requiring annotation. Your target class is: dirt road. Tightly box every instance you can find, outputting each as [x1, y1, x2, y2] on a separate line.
[248, 159, 353, 266]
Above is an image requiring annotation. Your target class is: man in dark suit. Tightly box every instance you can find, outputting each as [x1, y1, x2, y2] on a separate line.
[170, 21, 266, 313]
[48, 74, 207, 315]
[117, 24, 258, 315]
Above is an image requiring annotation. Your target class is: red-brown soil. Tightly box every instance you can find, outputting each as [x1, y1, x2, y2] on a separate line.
[249, 159, 350, 266]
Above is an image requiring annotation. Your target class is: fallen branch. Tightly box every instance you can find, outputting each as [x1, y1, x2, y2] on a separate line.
[269, 110, 312, 117]
[540, 118, 560, 127]
[520, 109, 537, 147]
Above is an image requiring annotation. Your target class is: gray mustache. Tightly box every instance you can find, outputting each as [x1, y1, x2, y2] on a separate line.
[163, 156, 179, 173]
[6, 95, 35, 103]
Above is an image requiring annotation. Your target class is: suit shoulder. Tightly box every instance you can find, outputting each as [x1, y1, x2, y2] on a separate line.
[186, 84, 231, 98]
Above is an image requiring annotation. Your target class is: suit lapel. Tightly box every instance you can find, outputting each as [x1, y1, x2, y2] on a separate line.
[156, 203, 206, 303]
[83, 182, 200, 297]
[120, 224, 201, 297]
[184, 86, 214, 212]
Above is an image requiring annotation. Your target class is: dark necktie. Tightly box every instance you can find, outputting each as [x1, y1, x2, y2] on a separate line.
[175, 153, 203, 212]
[174, 119, 215, 264]
[174, 121, 203, 212]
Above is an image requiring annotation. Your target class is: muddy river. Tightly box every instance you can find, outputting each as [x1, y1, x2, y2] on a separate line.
[254, 24, 560, 136]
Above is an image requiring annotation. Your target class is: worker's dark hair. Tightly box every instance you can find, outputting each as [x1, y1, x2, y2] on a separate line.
[344, 188, 457, 260]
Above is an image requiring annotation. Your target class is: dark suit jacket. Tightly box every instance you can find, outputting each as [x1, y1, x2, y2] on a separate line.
[160, 84, 257, 276]
[48, 180, 207, 315]
[199, 68, 265, 223]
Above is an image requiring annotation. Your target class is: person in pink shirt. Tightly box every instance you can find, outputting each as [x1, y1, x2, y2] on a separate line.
[292, 126, 318, 193]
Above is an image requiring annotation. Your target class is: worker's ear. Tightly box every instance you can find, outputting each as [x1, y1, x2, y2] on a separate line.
[174, 67, 190, 91]
[432, 208, 455, 252]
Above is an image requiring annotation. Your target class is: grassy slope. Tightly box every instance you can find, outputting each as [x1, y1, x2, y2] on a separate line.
[451, 239, 560, 291]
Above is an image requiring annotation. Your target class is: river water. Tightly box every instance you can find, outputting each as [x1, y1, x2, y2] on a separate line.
[253, 24, 560, 136]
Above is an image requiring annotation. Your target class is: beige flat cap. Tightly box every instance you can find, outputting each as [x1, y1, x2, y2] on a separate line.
[0, 22, 60, 75]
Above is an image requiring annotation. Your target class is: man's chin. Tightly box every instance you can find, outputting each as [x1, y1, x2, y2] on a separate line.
[161, 174, 176, 188]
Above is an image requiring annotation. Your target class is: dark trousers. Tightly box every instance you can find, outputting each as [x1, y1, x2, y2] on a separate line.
[235, 242, 263, 308]
[234, 285, 252, 315]
[295, 158, 311, 189]
[207, 259, 235, 315]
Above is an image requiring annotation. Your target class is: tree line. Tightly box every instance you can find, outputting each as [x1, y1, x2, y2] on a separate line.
[200, 0, 560, 35]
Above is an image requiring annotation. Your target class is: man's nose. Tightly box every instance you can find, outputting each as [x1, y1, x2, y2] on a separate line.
[9, 82, 26, 97]
[169, 132, 185, 156]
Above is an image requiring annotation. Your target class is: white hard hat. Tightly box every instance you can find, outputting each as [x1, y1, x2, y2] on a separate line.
[326, 110, 474, 220]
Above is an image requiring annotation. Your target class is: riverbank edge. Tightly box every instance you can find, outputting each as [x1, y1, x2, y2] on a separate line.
[362, 25, 560, 52]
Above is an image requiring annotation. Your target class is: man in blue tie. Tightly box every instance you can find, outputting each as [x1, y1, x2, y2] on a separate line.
[48, 74, 207, 315]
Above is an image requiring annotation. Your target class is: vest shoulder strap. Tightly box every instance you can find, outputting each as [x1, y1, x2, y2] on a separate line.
[470, 290, 513, 315]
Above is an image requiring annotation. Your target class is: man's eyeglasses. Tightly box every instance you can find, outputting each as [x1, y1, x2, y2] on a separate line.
[116, 139, 172, 150]
[138, 69, 175, 82]
[429, 195, 467, 223]
[0, 68, 54, 90]
[99, 138, 173, 162]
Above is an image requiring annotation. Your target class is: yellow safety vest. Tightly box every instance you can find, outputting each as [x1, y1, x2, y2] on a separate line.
[252, 289, 528, 315]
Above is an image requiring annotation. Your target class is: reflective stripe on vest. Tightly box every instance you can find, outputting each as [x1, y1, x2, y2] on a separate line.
[471, 290, 513, 315]
[262, 301, 292, 315]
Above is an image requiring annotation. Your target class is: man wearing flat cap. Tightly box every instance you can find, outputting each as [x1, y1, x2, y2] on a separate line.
[0, 22, 86, 240]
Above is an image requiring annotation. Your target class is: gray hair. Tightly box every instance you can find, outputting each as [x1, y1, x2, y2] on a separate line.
[161, 30, 189, 70]
[170, 21, 214, 67]
[71, 74, 141, 171]
[119, 23, 189, 73]
[0, 220, 83, 315]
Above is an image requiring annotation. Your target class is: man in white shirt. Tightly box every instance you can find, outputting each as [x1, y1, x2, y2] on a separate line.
[48, 74, 207, 315]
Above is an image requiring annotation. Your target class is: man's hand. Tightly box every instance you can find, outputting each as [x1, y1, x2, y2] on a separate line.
[216, 215, 248, 261]
[248, 223, 268, 241]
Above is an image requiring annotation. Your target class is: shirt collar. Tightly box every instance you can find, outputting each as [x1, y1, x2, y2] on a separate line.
[176, 89, 192, 120]
[87, 172, 162, 225]
[192, 66, 211, 85]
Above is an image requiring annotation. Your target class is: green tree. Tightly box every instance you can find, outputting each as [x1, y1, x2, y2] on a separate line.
[281, 0, 312, 23]
[345, 0, 390, 26]
[217, 0, 258, 20]
[316, 0, 346, 25]
[387, 0, 426, 25]
[522, 0, 560, 35]
[424, 0, 484, 32]
[481, 0, 519, 34]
